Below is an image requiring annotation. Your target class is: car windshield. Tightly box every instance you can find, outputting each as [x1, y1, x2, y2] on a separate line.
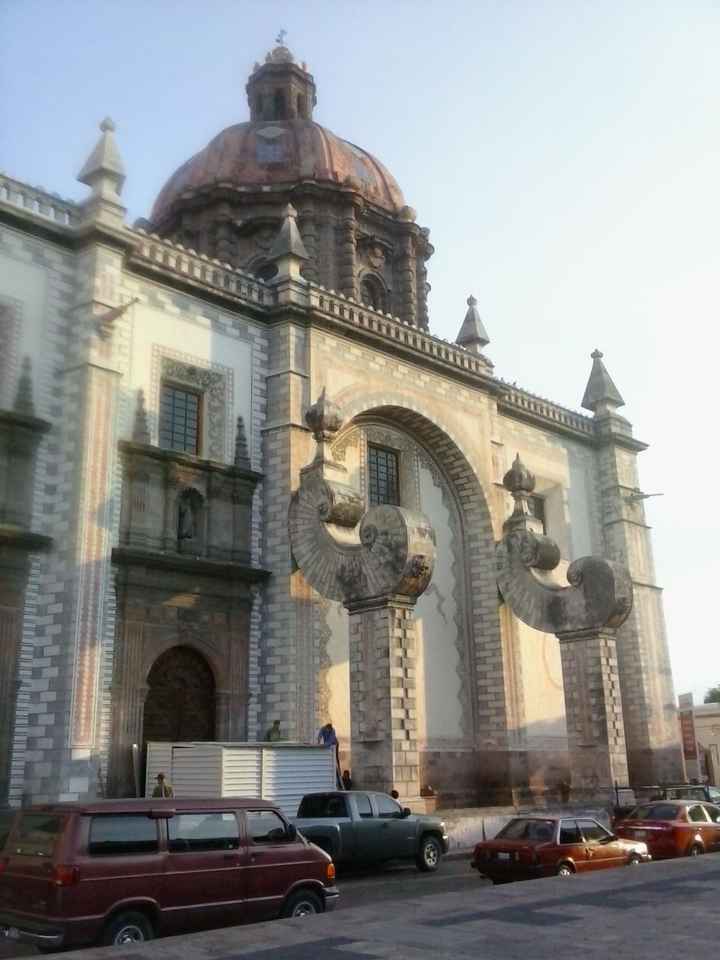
[629, 803, 680, 821]
[496, 819, 555, 842]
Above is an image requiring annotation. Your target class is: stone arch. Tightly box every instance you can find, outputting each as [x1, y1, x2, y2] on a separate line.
[143, 645, 216, 744]
[358, 272, 388, 313]
[326, 390, 507, 752]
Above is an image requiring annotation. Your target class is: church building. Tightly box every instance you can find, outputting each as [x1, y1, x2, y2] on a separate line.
[0, 41, 683, 806]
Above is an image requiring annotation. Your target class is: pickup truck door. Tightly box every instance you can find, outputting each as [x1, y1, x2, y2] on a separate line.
[351, 793, 383, 861]
[371, 794, 417, 859]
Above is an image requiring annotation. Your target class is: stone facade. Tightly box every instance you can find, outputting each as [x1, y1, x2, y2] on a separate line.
[0, 42, 684, 806]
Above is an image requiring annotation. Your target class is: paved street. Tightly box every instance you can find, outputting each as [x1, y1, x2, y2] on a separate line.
[4, 855, 720, 958]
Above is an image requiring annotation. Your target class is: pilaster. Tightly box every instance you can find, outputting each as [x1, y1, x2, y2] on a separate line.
[557, 627, 629, 801]
[347, 595, 419, 797]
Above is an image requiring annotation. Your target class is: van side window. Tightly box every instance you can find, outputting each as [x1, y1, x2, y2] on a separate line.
[247, 810, 291, 844]
[88, 815, 158, 856]
[355, 794, 373, 819]
[168, 813, 240, 852]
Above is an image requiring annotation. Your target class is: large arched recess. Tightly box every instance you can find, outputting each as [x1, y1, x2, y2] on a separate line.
[328, 391, 509, 797]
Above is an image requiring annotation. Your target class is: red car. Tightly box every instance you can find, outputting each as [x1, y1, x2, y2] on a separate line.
[615, 800, 720, 860]
[471, 815, 650, 883]
[0, 797, 337, 951]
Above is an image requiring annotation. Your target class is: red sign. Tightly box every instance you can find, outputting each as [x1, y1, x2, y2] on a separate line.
[680, 710, 697, 760]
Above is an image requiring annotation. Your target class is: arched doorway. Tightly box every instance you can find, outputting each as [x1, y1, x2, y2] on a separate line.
[143, 646, 216, 744]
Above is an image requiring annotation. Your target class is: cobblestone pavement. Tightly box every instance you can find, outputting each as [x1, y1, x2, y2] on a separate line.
[3, 856, 720, 959]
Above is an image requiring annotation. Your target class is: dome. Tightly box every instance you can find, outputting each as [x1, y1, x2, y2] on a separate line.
[150, 120, 405, 224]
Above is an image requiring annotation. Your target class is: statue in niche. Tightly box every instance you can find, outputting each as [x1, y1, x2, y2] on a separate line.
[177, 489, 202, 544]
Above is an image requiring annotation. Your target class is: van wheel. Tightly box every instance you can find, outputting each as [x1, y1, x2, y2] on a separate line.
[101, 911, 154, 946]
[416, 834, 442, 872]
[282, 889, 324, 918]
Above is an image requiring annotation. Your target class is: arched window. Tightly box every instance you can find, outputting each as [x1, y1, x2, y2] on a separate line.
[273, 90, 286, 119]
[360, 274, 387, 313]
[255, 261, 278, 282]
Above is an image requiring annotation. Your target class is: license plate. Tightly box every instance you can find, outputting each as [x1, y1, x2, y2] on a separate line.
[497, 852, 511, 861]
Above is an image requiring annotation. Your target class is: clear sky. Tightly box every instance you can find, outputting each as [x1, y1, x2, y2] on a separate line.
[2, 0, 718, 704]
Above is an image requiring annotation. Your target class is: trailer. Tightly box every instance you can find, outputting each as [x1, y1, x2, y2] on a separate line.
[145, 741, 337, 817]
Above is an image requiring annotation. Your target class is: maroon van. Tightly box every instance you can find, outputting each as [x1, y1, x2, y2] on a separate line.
[0, 797, 338, 950]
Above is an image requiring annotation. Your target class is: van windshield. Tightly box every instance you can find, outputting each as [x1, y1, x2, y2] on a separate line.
[12, 813, 63, 857]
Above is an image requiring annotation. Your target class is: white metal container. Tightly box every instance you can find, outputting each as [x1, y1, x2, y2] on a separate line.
[145, 741, 337, 817]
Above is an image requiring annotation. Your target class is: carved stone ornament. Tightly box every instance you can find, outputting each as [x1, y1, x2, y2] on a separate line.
[496, 453, 633, 635]
[289, 390, 436, 606]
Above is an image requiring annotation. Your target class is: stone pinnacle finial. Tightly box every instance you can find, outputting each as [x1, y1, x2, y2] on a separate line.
[268, 204, 310, 282]
[77, 116, 126, 199]
[456, 294, 490, 354]
[269, 204, 309, 261]
[13, 356, 35, 416]
[581, 348, 625, 414]
[305, 388, 343, 444]
[502, 453, 537, 533]
[132, 389, 151, 444]
[234, 416, 251, 470]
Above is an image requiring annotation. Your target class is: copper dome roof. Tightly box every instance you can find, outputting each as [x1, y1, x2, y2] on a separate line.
[150, 119, 405, 224]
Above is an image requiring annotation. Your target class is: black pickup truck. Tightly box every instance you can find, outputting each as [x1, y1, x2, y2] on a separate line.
[292, 791, 449, 871]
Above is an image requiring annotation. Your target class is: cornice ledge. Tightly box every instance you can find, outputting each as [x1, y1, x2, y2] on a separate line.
[118, 439, 263, 484]
[111, 546, 271, 582]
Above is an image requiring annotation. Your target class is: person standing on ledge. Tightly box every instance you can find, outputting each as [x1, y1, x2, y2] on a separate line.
[317, 722, 340, 783]
[265, 719, 283, 742]
[152, 772, 174, 798]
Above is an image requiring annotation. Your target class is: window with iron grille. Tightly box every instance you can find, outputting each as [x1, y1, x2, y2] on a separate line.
[159, 383, 201, 455]
[368, 445, 400, 507]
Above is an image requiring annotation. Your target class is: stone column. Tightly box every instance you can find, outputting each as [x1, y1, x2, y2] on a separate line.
[398, 232, 417, 326]
[347, 596, 419, 797]
[557, 627, 629, 799]
[338, 212, 357, 300]
[298, 206, 318, 282]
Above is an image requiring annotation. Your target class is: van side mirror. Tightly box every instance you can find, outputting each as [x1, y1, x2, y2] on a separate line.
[402, 807, 412, 818]
[287, 823, 298, 840]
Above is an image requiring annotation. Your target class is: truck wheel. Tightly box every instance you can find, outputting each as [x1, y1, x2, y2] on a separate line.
[281, 889, 324, 918]
[101, 911, 154, 946]
[416, 834, 442, 872]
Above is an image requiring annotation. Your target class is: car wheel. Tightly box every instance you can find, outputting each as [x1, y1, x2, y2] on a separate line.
[282, 889, 324, 918]
[688, 844, 704, 857]
[556, 862, 574, 878]
[101, 911, 153, 946]
[628, 854, 642, 866]
[416, 834, 442, 872]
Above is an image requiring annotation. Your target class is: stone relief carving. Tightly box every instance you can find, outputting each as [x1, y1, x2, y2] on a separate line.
[289, 393, 436, 606]
[496, 455, 633, 635]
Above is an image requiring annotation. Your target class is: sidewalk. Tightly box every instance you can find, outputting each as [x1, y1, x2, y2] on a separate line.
[15, 855, 719, 960]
